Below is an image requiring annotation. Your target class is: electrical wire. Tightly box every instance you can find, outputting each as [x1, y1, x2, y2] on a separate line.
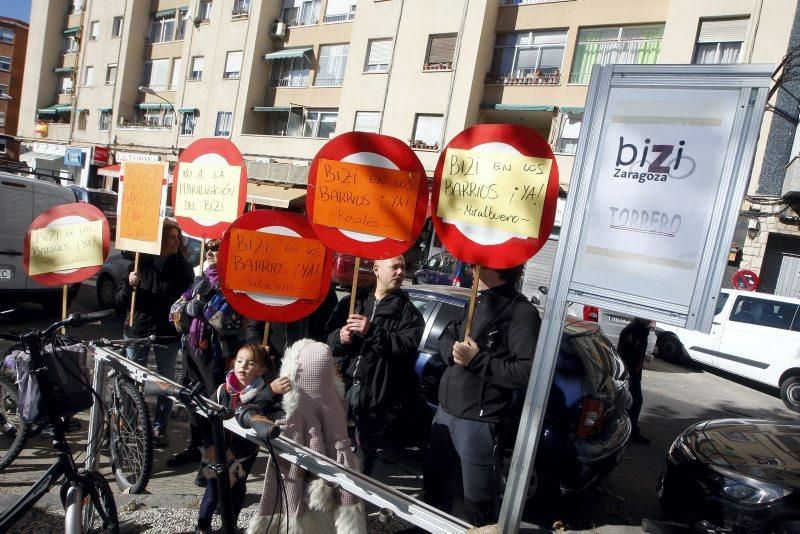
[265, 438, 290, 534]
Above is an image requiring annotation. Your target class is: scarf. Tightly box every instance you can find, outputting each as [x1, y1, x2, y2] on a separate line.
[224, 370, 265, 410]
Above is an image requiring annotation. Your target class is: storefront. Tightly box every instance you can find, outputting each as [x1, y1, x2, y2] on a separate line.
[19, 142, 71, 183]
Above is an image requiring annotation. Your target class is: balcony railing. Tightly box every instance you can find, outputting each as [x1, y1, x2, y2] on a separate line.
[485, 71, 561, 85]
[117, 120, 171, 131]
[322, 12, 355, 23]
[268, 77, 309, 88]
[58, 88, 74, 95]
[423, 62, 453, 71]
[313, 77, 344, 87]
[283, 16, 318, 27]
[409, 139, 439, 151]
[223, 71, 240, 79]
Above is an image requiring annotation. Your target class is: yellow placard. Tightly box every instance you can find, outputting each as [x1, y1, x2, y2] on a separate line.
[174, 162, 241, 223]
[437, 148, 552, 237]
[29, 220, 104, 275]
[118, 162, 165, 252]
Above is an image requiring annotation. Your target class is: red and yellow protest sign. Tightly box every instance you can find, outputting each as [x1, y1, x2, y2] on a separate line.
[117, 161, 166, 254]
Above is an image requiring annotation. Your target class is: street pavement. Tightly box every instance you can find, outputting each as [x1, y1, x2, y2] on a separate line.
[0, 283, 796, 533]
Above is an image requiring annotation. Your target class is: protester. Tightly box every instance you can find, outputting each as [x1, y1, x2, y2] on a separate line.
[167, 239, 244, 481]
[617, 317, 655, 444]
[116, 219, 195, 446]
[425, 264, 540, 526]
[196, 343, 289, 534]
[325, 256, 424, 476]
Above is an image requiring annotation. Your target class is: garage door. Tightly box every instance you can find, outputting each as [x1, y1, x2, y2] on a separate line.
[520, 238, 558, 299]
[760, 233, 800, 297]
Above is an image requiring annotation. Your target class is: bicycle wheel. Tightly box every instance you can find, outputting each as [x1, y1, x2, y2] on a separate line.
[63, 471, 119, 534]
[108, 378, 153, 494]
[0, 373, 27, 470]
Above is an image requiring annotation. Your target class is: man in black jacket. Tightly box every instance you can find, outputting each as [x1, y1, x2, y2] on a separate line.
[326, 255, 424, 475]
[426, 264, 540, 526]
[617, 317, 654, 444]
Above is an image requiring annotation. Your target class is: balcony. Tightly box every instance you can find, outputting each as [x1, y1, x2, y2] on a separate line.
[117, 120, 171, 131]
[485, 70, 561, 86]
[313, 77, 343, 87]
[283, 16, 318, 28]
[322, 12, 355, 23]
[268, 78, 309, 88]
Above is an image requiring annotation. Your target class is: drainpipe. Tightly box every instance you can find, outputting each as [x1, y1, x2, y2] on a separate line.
[377, 0, 404, 133]
[439, 0, 469, 148]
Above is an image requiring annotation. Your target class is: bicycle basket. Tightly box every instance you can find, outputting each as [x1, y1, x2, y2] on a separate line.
[14, 342, 93, 423]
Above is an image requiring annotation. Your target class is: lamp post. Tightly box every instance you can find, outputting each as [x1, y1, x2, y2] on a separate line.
[138, 85, 179, 151]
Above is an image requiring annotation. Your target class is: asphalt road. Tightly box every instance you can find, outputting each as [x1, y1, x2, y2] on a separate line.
[0, 284, 796, 533]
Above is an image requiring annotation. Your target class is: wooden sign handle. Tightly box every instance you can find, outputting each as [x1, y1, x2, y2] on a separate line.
[199, 239, 206, 275]
[61, 285, 68, 320]
[262, 321, 271, 348]
[348, 256, 361, 316]
[129, 252, 140, 328]
[464, 264, 481, 340]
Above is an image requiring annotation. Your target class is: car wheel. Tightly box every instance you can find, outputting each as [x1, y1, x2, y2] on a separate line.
[656, 333, 684, 364]
[780, 376, 800, 413]
[96, 274, 117, 310]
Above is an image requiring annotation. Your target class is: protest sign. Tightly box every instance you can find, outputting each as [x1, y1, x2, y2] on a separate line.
[432, 124, 559, 269]
[173, 138, 247, 239]
[116, 161, 167, 255]
[218, 210, 333, 323]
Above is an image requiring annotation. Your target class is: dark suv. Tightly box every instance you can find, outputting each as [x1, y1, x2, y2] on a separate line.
[406, 286, 632, 497]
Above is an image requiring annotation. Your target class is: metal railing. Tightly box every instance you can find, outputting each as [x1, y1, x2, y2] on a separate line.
[313, 77, 344, 87]
[322, 12, 355, 23]
[87, 348, 471, 534]
[268, 77, 309, 88]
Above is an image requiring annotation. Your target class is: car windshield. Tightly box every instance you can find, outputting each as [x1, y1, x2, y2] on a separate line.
[714, 292, 729, 316]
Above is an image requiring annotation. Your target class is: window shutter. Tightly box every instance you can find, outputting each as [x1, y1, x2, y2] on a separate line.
[226, 51, 243, 73]
[354, 111, 380, 133]
[368, 39, 392, 65]
[427, 35, 456, 64]
[698, 18, 749, 43]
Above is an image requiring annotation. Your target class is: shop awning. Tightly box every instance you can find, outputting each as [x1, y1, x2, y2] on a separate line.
[98, 107, 112, 112]
[177, 107, 197, 113]
[63, 27, 80, 35]
[246, 182, 306, 209]
[263, 48, 312, 61]
[98, 164, 121, 177]
[137, 103, 173, 110]
[37, 104, 72, 115]
[53, 66, 74, 73]
[252, 106, 292, 113]
[560, 106, 584, 115]
[479, 104, 556, 112]
[152, 8, 177, 18]
[19, 151, 64, 163]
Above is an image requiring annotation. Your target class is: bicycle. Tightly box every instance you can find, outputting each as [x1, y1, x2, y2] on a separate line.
[0, 310, 119, 533]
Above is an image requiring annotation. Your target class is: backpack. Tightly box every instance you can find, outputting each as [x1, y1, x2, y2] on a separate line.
[204, 293, 242, 336]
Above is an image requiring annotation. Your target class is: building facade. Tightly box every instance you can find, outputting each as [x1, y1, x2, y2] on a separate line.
[0, 16, 29, 153]
[17, 0, 800, 295]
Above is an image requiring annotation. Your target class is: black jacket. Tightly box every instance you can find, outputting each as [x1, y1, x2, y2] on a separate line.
[325, 287, 424, 412]
[215, 380, 284, 462]
[617, 319, 650, 377]
[438, 283, 540, 423]
[115, 252, 195, 338]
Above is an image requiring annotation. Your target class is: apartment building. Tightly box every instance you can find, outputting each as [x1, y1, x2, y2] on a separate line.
[0, 16, 29, 155]
[17, 0, 800, 294]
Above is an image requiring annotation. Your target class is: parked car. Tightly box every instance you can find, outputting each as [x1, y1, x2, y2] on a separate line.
[0, 172, 80, 307]
[66, 185, 118, 237]
[331, 252, 376, 289]
[657, 289, 800, 413]
[412, 252, 473, 288]
[406, 286, 632, 497]
[96, 236, 202, 310]
[658, 418, 800, 533]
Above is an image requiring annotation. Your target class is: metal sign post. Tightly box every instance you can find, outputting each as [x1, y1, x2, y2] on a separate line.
[499, 64, 771, 532]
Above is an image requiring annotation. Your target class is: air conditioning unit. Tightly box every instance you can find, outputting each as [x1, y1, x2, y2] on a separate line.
[269, 21, 287, 40]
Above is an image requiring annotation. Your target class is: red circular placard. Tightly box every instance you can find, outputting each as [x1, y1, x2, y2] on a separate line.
[218, 210, 334, 322]
[732, 269, 759, 291]
[23, 203, 111, 286]
[307, 132, 429, 260]
[431, 124, 559, 269]
[173, 138, 248, 239]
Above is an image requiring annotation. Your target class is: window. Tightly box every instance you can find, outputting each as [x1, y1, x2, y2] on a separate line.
[425, 303, 462, 352]
[0, 113, 5, 127]
[143, 59, 169, 91]
[189, 56, 204, 80]
[424, 34, 457, 70]
[215, 111, 232, 136]
[177, 10, 188, 39]
[281, 0, 320, 27]
[261, 108, 305, 136]
[0, 84, 7, 96]
[149, 14, 175, 43]
[99, 110, 111, 131]
[167, 58, 181, 90]
[198, 0, 213, 22]
[693, 18, 748, 64]
[59, 75, 73, 94]
[138, 108, 174, 127]
[0, 57, 9, 72]
[83, 65, 94, 85]
[315, 44, 348, 86]
[105, 64, 117, 85]
[489, 30, 566, 84]
[77, 111, 87, 130]
[555, 114, 581, 154]
[323, 0, 356, 23]
[715, 291, 730, 316]
[268, 54, 310, 87]
[181, 112, 196, 135]
[63, 34, 78, 53]
[112, 16, 123, 37]
[411, 114, 442, 150]
[569, 25, 664, 84]
[89, 21, 99, 40]
[0, 138, 6, 154]
[232, 0, 250, 16]
[303, 110, 338, 138]
[365, 38, 392, 72]
[224, 51, 243, 79]
[0, 29, 14, 44]
[70, 0, 84, 14]
[354, 111, 380, 133]
[730, 296, 798, 330]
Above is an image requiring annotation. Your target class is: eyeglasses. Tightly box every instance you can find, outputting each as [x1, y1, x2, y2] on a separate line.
[206, 244, 219, 252]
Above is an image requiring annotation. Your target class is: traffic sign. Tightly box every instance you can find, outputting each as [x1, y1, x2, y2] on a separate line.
[732, 269, 759, 291]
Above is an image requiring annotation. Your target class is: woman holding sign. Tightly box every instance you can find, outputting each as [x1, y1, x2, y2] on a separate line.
[116, 219, 195, 445]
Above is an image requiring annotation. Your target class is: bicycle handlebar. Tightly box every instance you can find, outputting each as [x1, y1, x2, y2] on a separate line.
[236, 405, 281, 440]
[143, 379, 192, 403]
[0, 309, 115, 343]
[92, 335, 170, 351]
